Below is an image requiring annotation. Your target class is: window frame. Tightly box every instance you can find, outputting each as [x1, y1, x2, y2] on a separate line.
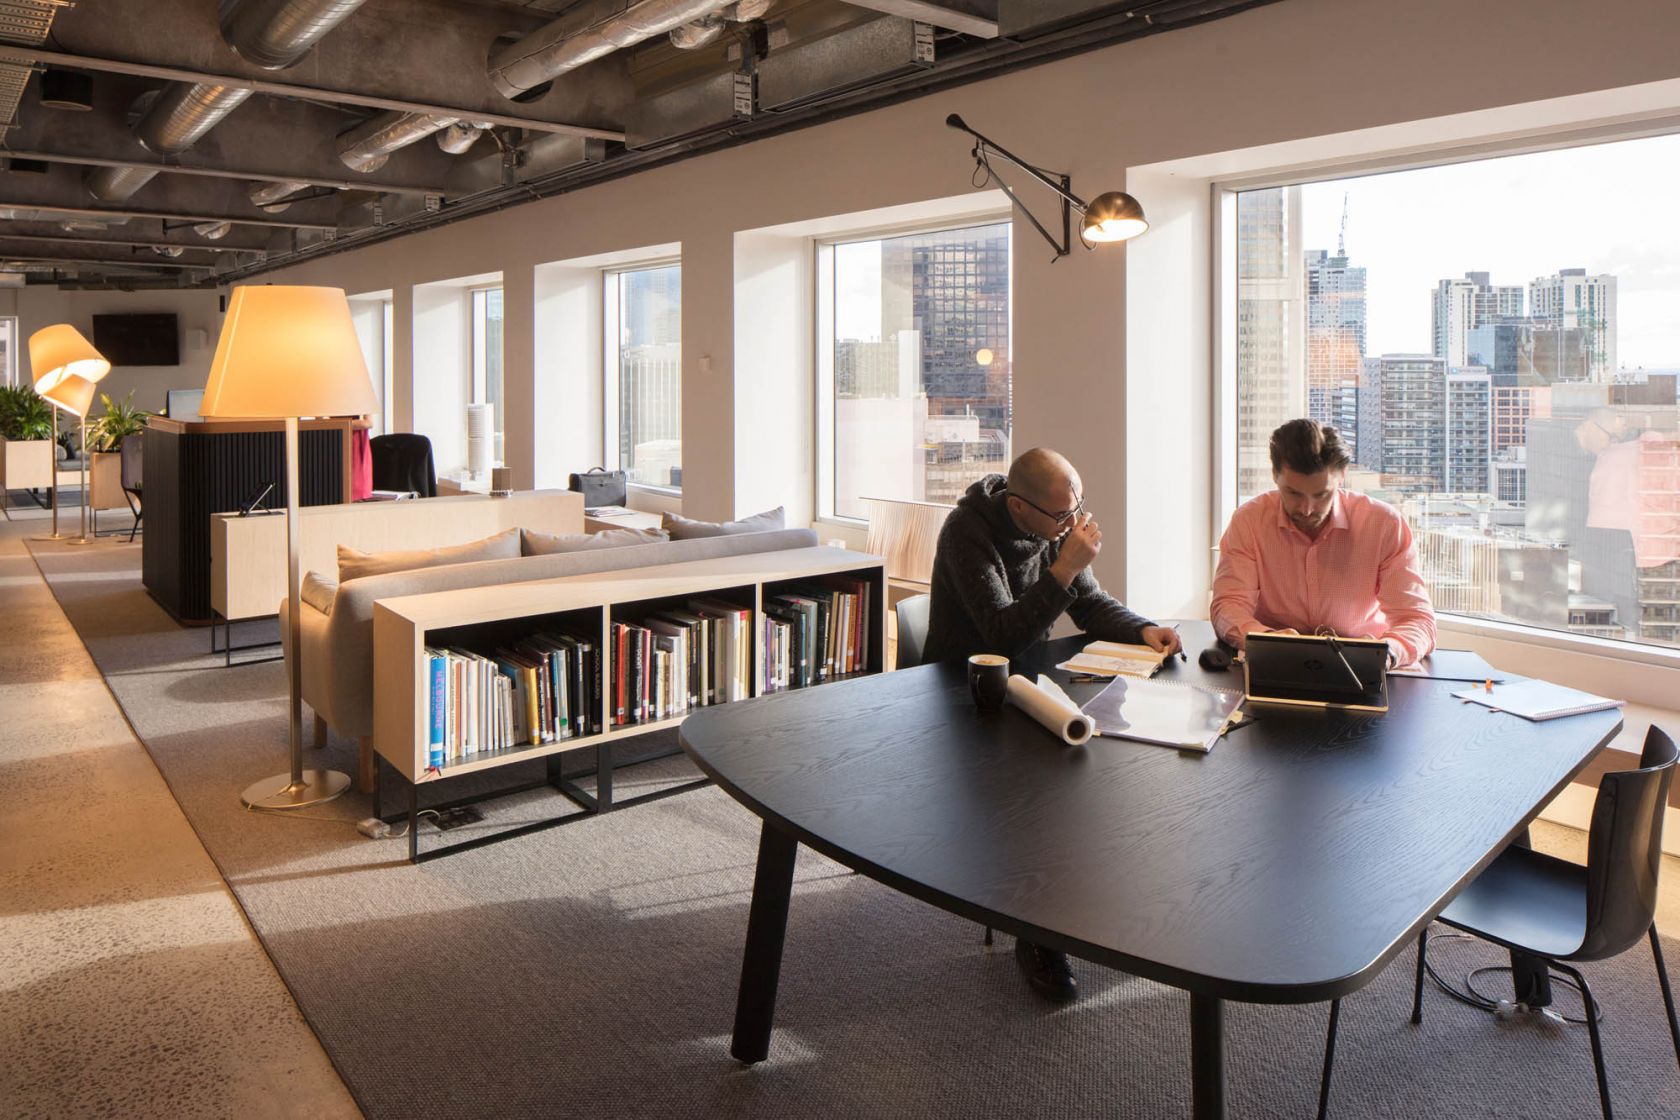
[812, 214, 1014, 526]
[603, 257, 683, 496]
[1212, 123, 1680, 669]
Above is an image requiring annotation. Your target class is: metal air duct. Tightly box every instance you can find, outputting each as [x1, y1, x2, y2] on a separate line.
[337, 111, 459, 173]
[670, 0, 773, 49]
[194, 221, 233, 240]
[249, 179, 312, 210]
[436, 121, 490, 155]
[220, 0, 370, 69]
[85, 0, 369, 203]
[487, 0, 735, 99]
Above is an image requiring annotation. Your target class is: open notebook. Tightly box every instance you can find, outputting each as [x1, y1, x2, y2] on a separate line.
[1056, 640, 1169, 679]
[1080, 676, 1244, 753]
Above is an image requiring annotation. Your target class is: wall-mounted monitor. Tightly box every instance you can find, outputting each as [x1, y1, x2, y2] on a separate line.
[92, 313, 180, 366]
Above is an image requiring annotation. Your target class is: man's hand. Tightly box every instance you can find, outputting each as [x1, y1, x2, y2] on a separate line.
[1049, 512, 1101, 588]
[1140, 625, 1182, 657]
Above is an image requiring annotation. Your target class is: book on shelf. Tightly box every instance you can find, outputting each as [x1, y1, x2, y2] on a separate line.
[423, 624, 598, 767]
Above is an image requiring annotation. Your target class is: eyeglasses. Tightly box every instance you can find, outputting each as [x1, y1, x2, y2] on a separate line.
[1010, 490, 1084, 528]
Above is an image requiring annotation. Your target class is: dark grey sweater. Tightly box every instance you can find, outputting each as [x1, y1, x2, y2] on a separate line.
[922, 474, 1155, 663]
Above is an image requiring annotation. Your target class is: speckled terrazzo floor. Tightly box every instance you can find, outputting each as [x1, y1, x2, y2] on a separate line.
[0, 513, 361, 1119]
[19, 527, 1680, 1119]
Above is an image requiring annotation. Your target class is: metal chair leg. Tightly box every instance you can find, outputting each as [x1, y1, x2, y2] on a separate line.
[1553, 962, 1612, 1120]
[1650, 925, 1680, 1070]
[1317, 998, 1340, 1120]
[1412, 927, 1428, 1025]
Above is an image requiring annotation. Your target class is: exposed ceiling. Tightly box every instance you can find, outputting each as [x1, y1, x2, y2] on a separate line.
[0, 0, 1272, 289]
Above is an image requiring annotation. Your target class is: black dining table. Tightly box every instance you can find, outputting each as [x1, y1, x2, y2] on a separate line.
[678, 621, 1623, 1119]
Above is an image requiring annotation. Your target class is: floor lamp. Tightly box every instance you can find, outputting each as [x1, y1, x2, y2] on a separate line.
[29, 324, 111, 542]
[200, 285, 377, 811]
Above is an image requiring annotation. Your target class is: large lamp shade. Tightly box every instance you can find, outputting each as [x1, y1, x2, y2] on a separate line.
[39, 370, 97, 417]
[30, 324, 110, 394]
[201, 285, 377, 419]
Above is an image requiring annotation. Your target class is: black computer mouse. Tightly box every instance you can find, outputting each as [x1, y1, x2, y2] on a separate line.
[1198, 646, 1232, 672]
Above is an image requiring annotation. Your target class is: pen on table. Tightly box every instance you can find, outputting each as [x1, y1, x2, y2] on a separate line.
[1171, 624, 1187, 661]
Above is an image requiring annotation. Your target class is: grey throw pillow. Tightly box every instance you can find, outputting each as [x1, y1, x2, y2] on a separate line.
[662, 506, 786, 540]
[337, 527, 521, 583]
[300, 571, 338, 615]
[521, 526, 669, 555]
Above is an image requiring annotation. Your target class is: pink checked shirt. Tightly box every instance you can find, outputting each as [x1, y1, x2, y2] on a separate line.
[1211, 489, 1436, 665]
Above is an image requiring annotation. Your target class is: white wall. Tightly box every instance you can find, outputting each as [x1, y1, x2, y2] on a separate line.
[6, 287, 223, 418]
[259, 0, 1680, 619]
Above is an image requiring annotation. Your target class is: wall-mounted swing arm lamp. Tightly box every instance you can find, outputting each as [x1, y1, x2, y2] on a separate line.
[946, 113, 1148, 261]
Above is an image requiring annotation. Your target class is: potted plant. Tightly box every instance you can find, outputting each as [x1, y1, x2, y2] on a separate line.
[0, 384, 56, 507]
[87, 391, 150, 525]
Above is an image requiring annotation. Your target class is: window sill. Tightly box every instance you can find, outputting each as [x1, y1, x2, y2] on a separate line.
[1436, 612, 1680, 672]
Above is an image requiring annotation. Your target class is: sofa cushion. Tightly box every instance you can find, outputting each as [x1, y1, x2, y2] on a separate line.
[522, 526, 668, 556]
[337, 527, 520, 582]
[300, 571, 339, 615]
[662, 506, 785, 540]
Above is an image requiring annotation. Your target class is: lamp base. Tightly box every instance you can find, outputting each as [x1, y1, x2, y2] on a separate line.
[32, 532, 67, 541]
[241, 768, 352, 810]
[65, 537, 94, 547]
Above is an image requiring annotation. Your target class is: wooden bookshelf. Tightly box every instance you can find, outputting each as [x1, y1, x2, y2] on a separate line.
[371, 546, 885, 858]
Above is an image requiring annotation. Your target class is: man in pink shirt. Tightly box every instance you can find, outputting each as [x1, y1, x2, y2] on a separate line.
[1212, 419, 1435, 667]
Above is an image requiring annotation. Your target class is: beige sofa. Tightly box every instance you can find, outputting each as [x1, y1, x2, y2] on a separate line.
[286, 526, 821, 789]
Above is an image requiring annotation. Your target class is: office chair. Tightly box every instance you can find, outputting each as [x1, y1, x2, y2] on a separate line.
[895, 593, 930, 671]
[120, 432, 143, 543]
[1317, 725, 1680, 1120]
[370, 433, 437, 498]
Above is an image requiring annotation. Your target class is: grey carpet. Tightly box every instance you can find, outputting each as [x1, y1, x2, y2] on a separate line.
[25, 538, 1680, 1119]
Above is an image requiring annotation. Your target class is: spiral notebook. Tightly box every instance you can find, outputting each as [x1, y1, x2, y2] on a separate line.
[1449, 678, 1623, 721]
[1079, 676, 1244, 753]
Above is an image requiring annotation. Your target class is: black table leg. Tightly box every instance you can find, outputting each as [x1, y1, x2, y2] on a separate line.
[730, 820, 799, 1064]
[1190, 992, 1226, 1120]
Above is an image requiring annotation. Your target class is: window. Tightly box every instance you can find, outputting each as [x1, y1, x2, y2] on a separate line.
[1228, 132, 1680, 652]
[604, 263, 681, 490]
[0, 317, 17, 388]
[471, 286, 504, 466]
[816, 221, 1012, 521]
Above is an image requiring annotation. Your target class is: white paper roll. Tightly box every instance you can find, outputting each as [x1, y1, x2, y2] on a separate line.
[1005, 673, 1094, 746]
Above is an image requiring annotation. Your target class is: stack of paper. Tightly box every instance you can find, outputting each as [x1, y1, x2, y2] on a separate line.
[1080, 676, 1244, 753]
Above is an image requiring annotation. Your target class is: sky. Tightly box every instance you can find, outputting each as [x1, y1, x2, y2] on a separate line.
[1298, 131, 1680, 371]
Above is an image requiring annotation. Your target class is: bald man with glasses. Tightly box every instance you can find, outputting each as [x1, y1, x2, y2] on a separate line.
[923, 447, 1180, 1003]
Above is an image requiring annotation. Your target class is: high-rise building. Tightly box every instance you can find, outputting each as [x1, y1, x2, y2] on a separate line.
[1529, 268, 1617, 380]
[1446, 368, 1492, 493]
[1492, 384, 1550, 455]
[1304, 247, 1366, 457]
[1492, 448, 1527, 504]
[1432, 272, 1523, 367]
[1235, 187, 1305, 498]
[881, 224, 1012, 435]
[1377, 354, 1447, 490]
[1466, 318, 1593, 385]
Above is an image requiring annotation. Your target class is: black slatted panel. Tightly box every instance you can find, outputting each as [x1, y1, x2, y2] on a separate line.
[142, 426, 344, 623]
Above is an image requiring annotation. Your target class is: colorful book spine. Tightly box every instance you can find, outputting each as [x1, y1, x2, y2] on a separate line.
[427, 652, 446, 769]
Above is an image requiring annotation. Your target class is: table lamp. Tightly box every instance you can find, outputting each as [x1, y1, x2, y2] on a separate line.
[29, 324, 111, 543]
[201, 285, 377, 810]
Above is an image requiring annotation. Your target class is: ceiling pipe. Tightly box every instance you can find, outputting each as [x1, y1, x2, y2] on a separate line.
[330, 0, 754, 177]
[670, 0, 772, 49]
[249, 178, 313, 210]
[337, 111, 459, 173]
[487, 0, 737, 100]
[85, 0, 369, 203]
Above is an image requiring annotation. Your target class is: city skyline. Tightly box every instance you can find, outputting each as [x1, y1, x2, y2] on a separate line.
[1299, 131, 1680, 370]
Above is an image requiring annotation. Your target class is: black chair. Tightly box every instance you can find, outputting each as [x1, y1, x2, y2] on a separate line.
[895, 593, 930, 670]
[370, 433, 437, 498]
[120, 432, 143, 542]
[1318, 725, 1680, 1120]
